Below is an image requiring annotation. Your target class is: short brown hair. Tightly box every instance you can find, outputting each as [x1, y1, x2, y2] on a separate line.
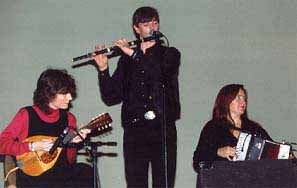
[132, 6, 159, 38]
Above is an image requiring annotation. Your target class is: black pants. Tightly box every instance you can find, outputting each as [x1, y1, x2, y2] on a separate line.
[16, 163, 93, 188]
[123, 122, 177, 188]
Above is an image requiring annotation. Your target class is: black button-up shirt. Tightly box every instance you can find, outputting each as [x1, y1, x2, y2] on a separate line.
[98, 42, 181, 127]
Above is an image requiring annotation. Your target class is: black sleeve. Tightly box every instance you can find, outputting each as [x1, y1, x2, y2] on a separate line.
[98, 56, 126, 106]
[246, 120, 273, 141]
[257, 126, 273, 141]
[161, 47, 181, 79]
[192, 122, 221, 173]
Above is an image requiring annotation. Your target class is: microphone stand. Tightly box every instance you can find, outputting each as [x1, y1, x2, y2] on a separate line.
[157, 33, 172, 188]
[82, 140, 101, 188]
[161, 83, 168, 188]
[159, 34, 169, 188]
[80, 139, 117, 188]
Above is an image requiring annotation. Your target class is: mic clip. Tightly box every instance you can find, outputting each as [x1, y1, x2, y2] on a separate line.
[49, 127, 69, 154]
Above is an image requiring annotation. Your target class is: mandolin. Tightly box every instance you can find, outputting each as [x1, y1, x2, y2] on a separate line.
[16, 113, 112, 176]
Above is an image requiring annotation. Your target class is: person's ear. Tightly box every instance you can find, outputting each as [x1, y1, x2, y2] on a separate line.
[133, 25, 140, 34]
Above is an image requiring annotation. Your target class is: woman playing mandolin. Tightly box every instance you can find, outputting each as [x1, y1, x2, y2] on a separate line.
[0, 68, 93, 188]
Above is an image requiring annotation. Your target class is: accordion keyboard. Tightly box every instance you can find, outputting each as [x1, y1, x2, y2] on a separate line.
[233, 133, 252, 161]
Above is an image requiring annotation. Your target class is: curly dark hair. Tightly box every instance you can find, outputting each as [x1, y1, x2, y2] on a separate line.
[33, 68, 77, 114]
[212, 84, 248, 121]
[132, 6, 159, 38]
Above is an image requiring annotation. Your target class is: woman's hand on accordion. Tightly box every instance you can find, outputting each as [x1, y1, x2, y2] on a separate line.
[217, 146, 236, 161]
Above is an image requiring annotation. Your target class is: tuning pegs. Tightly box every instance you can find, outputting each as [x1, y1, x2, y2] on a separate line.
[96, 124, 112, 131]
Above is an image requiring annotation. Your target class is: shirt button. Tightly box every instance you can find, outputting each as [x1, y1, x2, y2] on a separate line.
[141, 70, 145, 74]
[144, 105, 147, 108]
[149, 96, 152, 100]
[142, 94, 145, 97]
[141, 82, 144, 85]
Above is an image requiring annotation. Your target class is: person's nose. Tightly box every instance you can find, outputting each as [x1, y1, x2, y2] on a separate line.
[148, 22, 156, 30]
[66, 93, 72, 101]
[148, 26, 154, 32]
[240, 100, 246, 106]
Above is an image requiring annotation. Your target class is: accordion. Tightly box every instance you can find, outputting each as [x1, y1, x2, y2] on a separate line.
[233, 132, 291, 161]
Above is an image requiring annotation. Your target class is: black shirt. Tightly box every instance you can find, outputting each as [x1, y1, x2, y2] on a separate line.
[98, 42, 181, 127]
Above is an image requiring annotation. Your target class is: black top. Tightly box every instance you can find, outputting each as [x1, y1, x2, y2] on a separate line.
[26, 106, 68, 137]
[193, 118, 272, 172]
[98, 42, 181, 127]
[25, 106, 68, 166]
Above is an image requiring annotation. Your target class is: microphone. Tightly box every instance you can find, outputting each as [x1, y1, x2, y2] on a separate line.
[150, 30, 163, 37]
[49, 127, 69, 154]
[95, 152, 118, 157]
[94, 141, 117, 146]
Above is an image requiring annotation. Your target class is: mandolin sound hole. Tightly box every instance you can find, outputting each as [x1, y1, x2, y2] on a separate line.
[41, 150, 58, 163]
